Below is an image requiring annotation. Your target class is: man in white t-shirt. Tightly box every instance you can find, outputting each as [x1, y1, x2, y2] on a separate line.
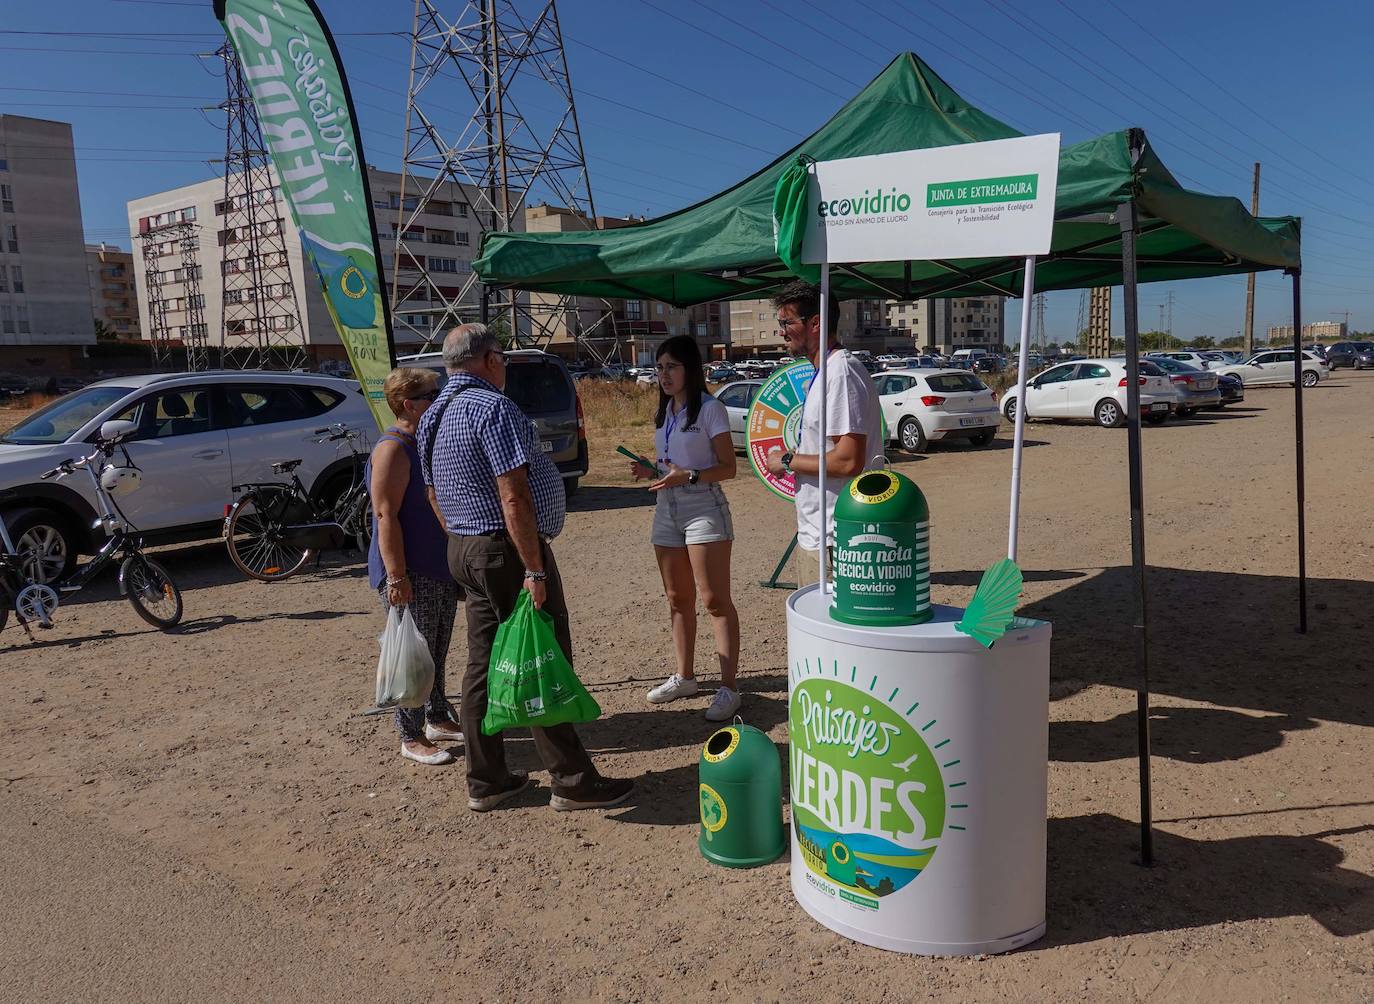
[764, 280, 884, 581]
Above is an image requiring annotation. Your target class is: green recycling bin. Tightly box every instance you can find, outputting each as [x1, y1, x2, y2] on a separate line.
[830, 468, 931, 627]
[698, 724, 785, 868]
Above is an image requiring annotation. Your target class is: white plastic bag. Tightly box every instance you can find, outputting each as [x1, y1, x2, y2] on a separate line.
[375, 605, 436, 709]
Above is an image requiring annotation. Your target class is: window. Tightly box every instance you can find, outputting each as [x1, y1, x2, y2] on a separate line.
[0, 270, 5, 292]
[456, 202, 469, 218]
[426, 230, 454, 245]
[0, 159, 7, 171]
[656, 304, 664, 316]
[111, 388, 215, 439]
[430, 257, 458, 273]
[10, 266, 22, 293]
[715, 384, 748, 409]
[15, 305, 29, 334]
[4, 224, 16, 253]
[455, 231, 470, 247]
[222, 384, 335, 428]
[625, 300, 642, 321]
[0, 304, 12, 334]
[0, 183, 12, 213]
[1038, 365, 1074, 383]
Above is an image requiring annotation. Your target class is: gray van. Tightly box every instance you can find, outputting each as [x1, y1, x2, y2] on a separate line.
[397, 349, 588, 496]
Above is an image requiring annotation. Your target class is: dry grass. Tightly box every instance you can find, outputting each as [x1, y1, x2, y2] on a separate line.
[576, 379, 659, 433]
[0, 393, 53, 434]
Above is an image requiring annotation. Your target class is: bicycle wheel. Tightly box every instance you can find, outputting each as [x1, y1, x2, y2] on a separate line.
[342, 487, 373, 553]
[121, 555, 183, 629]
[224, 488, 314, 582]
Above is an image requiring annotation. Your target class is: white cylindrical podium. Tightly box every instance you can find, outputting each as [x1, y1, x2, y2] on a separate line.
[786, 585, 1050, 956]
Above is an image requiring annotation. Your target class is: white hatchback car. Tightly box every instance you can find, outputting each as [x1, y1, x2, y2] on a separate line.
[1214, 349, 1328, 388]
[1000, 358, 1174, 428]
[0, 370, 373, 583]
[875, 369, 1000, 453]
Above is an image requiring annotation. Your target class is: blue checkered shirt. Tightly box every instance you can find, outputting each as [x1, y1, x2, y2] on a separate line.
[417, 371, 566, 538]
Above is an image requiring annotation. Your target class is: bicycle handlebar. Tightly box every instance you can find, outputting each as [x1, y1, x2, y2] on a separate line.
[40, 455, 87, 480]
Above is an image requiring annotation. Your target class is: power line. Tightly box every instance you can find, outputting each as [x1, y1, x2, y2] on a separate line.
[1048, 0, 1373, 207]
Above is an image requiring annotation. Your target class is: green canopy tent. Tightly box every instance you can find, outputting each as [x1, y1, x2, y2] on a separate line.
[475, 52, 1309, 865]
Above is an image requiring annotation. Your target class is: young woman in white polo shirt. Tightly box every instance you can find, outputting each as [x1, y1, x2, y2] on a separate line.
[629, 335, 742, 721]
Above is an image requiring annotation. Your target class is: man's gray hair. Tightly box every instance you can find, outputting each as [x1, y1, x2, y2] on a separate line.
[442, 323, 500, 370]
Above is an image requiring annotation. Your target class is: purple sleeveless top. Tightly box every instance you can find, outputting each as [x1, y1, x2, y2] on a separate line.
[367, 428, 454, 588]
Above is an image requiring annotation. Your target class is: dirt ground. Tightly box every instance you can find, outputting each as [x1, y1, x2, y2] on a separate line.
[2, 372, 1372, 1003]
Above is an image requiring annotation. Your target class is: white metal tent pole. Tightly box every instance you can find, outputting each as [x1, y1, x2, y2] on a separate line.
[818, 262, 830, 594]
[1007, 256, 1037, 561]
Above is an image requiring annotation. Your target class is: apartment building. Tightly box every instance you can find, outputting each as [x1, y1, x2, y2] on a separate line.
[128, 168, 489, 363]
[0, 115, 96, 368]
[1267, 320, 1344, 343]
[86, 243, 141, 340]
[887, 296, 1006, 353]
[726, 295, 902, 358]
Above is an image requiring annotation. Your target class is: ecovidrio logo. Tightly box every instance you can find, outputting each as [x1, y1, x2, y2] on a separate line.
[816, 188, 913, 218]
[788, 665, 963, 905]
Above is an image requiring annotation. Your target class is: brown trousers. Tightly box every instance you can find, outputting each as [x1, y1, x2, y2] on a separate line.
[449, 532, 595, 798]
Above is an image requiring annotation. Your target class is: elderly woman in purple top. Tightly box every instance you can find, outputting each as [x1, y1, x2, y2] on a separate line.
[368, 367, 464, 766]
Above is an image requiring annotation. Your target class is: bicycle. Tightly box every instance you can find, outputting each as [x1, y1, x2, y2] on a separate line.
[222, 423, 373, 582]
[0, 419, 184, 639]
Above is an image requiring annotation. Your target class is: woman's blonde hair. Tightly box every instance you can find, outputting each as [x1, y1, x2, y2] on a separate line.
[382, 366, 439, 417]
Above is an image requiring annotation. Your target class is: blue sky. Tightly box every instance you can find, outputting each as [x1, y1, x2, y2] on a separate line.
[3, 0, 1372, 342]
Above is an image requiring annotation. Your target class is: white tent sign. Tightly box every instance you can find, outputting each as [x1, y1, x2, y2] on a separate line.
[801, 133, 1061, 264]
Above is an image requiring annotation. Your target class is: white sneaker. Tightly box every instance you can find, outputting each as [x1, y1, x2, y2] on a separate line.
[647, 674, 699, 704]
[705, 687, 741, 722]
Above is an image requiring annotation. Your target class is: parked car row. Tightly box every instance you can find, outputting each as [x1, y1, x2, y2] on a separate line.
[1, 349, 592, 586]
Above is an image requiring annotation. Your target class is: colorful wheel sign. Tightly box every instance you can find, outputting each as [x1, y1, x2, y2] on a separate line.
[746, 360, 814, 502]
[746, 358, 887, 502]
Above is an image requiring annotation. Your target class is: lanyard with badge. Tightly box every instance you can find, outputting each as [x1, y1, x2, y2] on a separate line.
[662, 402, 684, 466]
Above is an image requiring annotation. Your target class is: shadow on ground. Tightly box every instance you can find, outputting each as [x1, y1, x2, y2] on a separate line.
[1045, 813, 1374, 945]
[1051, 707, 1318, 763]
[984, 565, 1374, 730]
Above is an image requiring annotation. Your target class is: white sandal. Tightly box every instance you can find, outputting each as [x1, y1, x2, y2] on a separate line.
[401, 742, 455, 766]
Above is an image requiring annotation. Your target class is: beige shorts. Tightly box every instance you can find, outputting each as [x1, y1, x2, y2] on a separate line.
[651, 483, 734, 547]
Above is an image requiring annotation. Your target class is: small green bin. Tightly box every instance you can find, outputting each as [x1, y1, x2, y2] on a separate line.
[698, 724, 785, 869]
[830, 469, 931, 626]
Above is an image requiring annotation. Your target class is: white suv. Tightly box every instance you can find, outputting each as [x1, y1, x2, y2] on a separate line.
[1000, 358, 1175, 428]
[0, 370, 373, 583]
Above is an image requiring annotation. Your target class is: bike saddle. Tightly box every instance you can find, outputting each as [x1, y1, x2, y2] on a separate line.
[271, 459, 305, 474]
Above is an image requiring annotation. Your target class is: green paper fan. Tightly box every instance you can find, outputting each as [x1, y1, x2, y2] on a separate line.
[955, 558, 1024, 648]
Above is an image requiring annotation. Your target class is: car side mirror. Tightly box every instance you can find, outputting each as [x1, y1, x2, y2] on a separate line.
[100, 419, 139, 444]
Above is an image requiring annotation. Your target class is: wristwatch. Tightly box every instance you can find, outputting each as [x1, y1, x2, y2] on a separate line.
[780, 451, 794, 473]
[687, 469, 700, 485]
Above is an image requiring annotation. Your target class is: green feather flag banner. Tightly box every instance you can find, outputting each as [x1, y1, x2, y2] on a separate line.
[215, 0, 395, 431]
[772, 156, 820, 283]
[955, 558, 1024, 648]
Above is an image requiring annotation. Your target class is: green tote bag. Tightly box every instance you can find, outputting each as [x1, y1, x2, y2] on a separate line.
[481, 591, 602, 735]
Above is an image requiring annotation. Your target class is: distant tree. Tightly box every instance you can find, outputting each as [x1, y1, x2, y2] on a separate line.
[1061, 341, 1077, 350]
[93, 319, 117, 343]
[1190, 335, 1215, 349]
[1220, 335, 1245, 348]
[1138, 330, 1171, 351]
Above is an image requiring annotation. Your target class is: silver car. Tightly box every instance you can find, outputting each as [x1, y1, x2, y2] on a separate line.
[1143, 356, 1222, 416]
[714, 380, 762, 452]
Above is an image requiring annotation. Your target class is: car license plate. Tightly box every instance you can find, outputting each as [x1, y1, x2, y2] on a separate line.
[540, 440, 554, 452]
[959, 416, 982, 427]
[1150, 402, 1168, 412]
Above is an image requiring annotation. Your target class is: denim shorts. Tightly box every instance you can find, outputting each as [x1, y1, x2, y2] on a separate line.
[651, 483, 734, 547]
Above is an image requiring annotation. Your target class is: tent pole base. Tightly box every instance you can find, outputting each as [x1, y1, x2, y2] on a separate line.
[759, 533, 800, 591]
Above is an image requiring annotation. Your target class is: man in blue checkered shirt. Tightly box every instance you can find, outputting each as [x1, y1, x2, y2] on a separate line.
[418, 324, 633, 813]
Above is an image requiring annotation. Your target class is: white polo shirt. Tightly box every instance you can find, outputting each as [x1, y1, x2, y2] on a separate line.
[795, 350, 885, 551]
[654, 394, 730, 471]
